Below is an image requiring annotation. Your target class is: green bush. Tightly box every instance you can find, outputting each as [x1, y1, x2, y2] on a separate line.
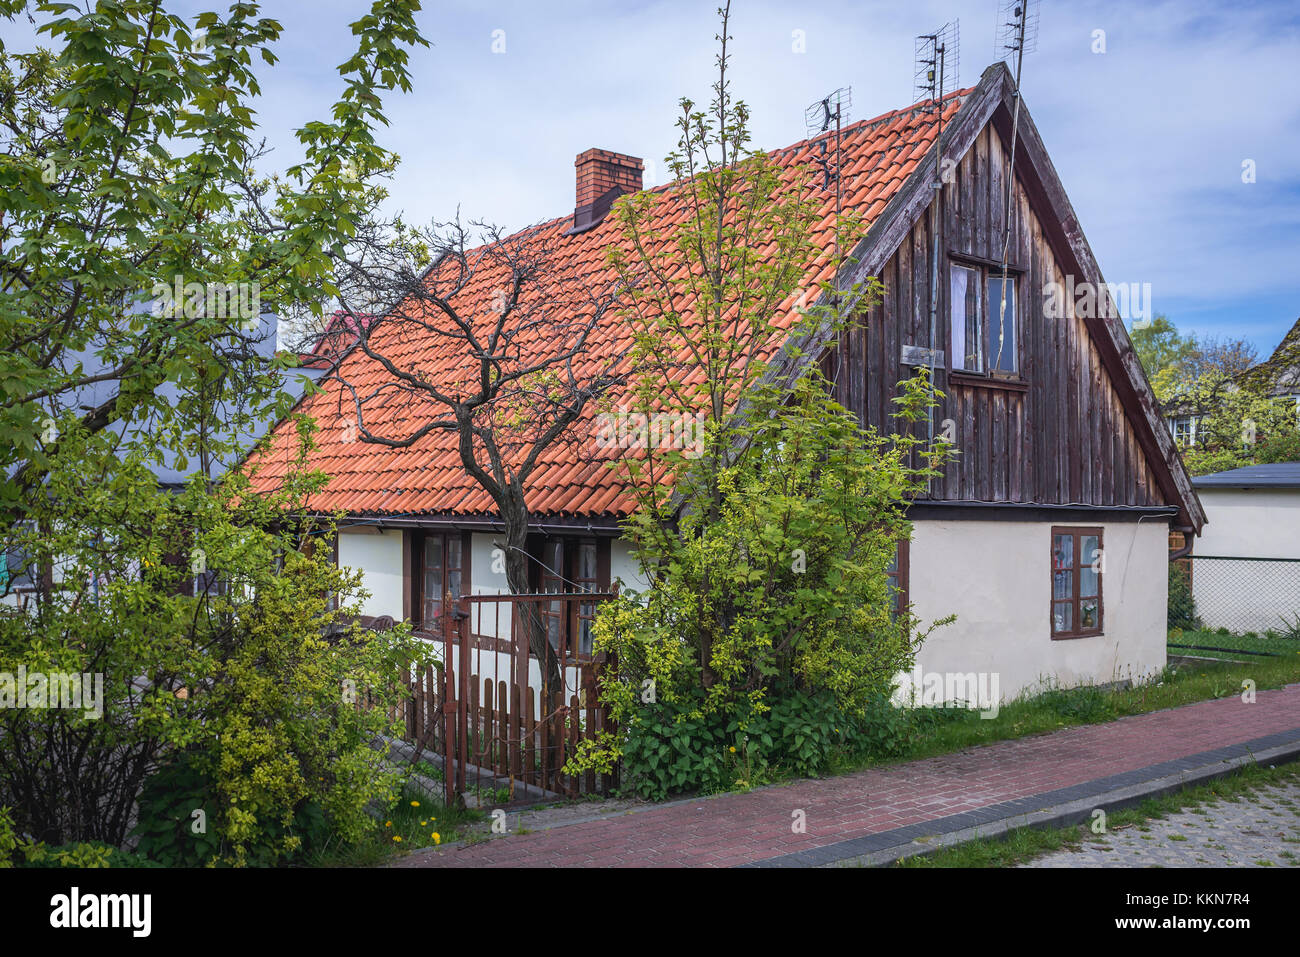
[0, 428, 423, 864]
[1168, 561, 1199, 631]
[618, 696, 732, 801]
[843, 692, 925, 760]
[1, 806, 154, 868]
[132, 751, 331, 867]
[615, 689, 927, 800]
[578, 372, 954, 797]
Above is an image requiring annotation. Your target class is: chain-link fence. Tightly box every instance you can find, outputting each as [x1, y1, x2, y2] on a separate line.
[1170, 555, 1300, 636]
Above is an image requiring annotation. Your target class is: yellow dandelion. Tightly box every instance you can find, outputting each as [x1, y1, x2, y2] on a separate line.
[410, 800, 420, 807]
[420, 820, 427, 827]
[384, 820, 391, 827]
[432, 832, 441, 845]
[728, 746, 736, 753]
[393, 835, 402, 843]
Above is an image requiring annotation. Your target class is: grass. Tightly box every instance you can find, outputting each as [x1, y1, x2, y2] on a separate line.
[300, 779, 484, 867]
[896, 760, 1300, 868]
[1168, 627, 1300, 662]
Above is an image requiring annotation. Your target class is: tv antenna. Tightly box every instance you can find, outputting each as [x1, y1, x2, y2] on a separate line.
[804, 87, 852, 198]
[913, 21, 961, 115]
[992, 0, 1039, 373]
[804, 86, 854, 374]
[995, 0, 1039, 65]
[914, 21, 959, 468]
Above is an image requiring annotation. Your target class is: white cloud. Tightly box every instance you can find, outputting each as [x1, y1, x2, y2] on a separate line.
[3, 0, 1296, 349]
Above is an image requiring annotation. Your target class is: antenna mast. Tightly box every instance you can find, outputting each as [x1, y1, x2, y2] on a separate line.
[914, 21, 959, 471]
[804, 87, 853, 383]
[804, 88, 853, 263]
[992, 0, 1039, 372]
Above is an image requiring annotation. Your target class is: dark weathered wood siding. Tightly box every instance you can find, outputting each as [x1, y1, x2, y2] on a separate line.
[833, 122, 1165, 509]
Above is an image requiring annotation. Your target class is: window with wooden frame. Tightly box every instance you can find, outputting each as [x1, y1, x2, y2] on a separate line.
[574, 539, 600, 657]
[412, 530, 468, 629]
[539, 538, 565, 654]
[950, 260, 1018, 376]
[1051, 526, 1103, 638]
[535, 536, 607, 659]
[885, 538, 910, 620]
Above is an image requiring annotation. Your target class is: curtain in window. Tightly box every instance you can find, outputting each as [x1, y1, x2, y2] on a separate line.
[950, 265, 980, 371]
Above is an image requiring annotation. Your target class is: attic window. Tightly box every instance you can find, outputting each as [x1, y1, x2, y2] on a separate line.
[950, 261, 1018, 376]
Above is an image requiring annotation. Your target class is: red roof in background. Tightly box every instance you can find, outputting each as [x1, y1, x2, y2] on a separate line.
[297, 310, 376, 369]
[248, 91, 970, 521]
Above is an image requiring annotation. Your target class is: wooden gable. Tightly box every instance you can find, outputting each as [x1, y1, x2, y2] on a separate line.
[767, 62, 1204, 532]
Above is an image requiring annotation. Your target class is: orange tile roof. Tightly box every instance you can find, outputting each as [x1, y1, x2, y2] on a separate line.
[247, 91, 970, 521]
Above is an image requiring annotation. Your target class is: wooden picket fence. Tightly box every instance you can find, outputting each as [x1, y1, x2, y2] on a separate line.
[389, 593, 618, 806]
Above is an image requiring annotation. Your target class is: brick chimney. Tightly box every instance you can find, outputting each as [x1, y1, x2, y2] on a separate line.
[567, 148, 643, 235]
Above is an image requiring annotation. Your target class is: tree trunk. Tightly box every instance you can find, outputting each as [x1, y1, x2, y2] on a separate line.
[500, 499, 565, 786]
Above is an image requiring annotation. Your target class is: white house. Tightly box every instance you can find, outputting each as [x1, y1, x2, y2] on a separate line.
[1187, 463, 1300, 634]
[248, 64, 1205, 705]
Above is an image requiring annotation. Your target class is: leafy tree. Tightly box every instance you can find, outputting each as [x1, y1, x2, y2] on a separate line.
[1131, 317, 1299, 474]
[306, 215, 626, 704]
[0, 421, 425, 861]
[0, 0, 431, 860]
[602, 1, 877, 687]
[568, 5, 954, 794]
[1130, 316, 1195, 395]
[0, 0, 425, 508]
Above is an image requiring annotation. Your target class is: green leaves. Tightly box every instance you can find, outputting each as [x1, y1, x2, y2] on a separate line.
[0, 0, 431, 857]
[591, 367, 954, 798]
[0, 1, 428, 503]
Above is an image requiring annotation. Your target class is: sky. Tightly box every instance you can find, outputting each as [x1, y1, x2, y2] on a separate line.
[4, 0, 1299, 357]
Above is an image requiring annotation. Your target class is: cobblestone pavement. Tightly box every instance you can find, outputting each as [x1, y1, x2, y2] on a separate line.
[1022, 779, 1300, 868]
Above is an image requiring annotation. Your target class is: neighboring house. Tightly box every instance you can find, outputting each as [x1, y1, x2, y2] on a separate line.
[0, 312, 324, 606]
[1166, 412, 1203, 448]
[1186, 463, 1300, 633]
[1262, 316, 1300, 421]
[1161, 315, 1300, 447]
[248, 63, 1205, 703]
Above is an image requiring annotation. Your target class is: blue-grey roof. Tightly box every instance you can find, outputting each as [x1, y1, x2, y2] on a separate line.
[35, 310, 322, 487]
[1191, 463, 1300, 489]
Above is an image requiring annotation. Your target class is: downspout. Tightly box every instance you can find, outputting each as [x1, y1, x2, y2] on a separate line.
[1168, 525, 1196, 561]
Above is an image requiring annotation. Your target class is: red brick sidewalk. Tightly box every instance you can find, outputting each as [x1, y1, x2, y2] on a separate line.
[396, 683, 1300, 868]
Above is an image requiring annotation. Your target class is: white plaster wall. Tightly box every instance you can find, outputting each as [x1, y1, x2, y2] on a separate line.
[337, 527, 404, 619]
[907, 518, 1168, 703]
[469, 532, 509, 596]
[610, 537, 651, 595]
[1194, 489, 1300, 559]
[1190, 489, 1300, 632]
